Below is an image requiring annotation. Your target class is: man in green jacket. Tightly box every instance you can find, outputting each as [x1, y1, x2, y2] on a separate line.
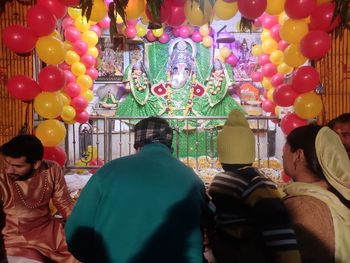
[65, 117, 212, 263]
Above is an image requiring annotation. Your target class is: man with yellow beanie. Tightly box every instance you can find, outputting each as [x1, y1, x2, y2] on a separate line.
[208, 110, 301, 263]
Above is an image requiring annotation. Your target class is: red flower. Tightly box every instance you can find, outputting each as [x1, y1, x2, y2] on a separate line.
[151, 83, 167, 96]
[193, 83, 205, 97]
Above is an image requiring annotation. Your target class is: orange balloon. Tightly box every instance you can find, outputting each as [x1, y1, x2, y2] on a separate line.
[125, 0, 144, 20]
[36, 119, 66, 147]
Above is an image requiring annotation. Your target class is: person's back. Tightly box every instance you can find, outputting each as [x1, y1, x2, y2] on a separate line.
[65, 117, 209, 263]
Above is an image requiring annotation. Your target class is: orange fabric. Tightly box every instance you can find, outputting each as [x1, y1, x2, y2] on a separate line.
[0, 161, 79, 263]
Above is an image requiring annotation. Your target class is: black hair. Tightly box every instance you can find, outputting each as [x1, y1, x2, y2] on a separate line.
[327, 113, 350, 129]
[0, 135, 44, 164]
[286, 125, 324, 180]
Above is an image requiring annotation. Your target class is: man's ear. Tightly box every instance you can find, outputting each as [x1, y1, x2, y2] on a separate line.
[295, 149, 306, 164]
[33, 160, 42, 170]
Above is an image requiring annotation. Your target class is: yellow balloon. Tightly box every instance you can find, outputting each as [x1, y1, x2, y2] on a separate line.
[260, 30, 271, 42]
[219, 47, 232, 59]
[77, 74, 93, 90]
[262, 77, 273, 90]
[125, 0, 145, 19]
[65, 119, 76, 125]
[284, 44, 307, 68]
[294, 92, 323, 119]
[270, 50, 284, 65]
[82, 30, 98, 47]
[252, 45, 263, 57]
[61, 105, 76, 121]
[36, 119, 66, 147]
[71, 62, 86, 76]
[136, 24, 147, 37]
[199, 24, 210, 37]
[267, 87, 275, 101]
[152, 28, 164, 38]
[202, 35, 213, 47]
[87, 47, 99, 58]
[34, 92, 63, 119]
[280, 19, 309, 44]
[65, 50, 80, 65]
[75, 16, 91, 32]
[90, 0, 107, 22]
[262, 38, 278, 54]
[266, 0, 285, 15]
[277, 62, 294, 75]
[63, 41, 73, 50]
[81, 89, 94, 102]
[184, 0, 212, 26]
[68, 7, 82, 19]
[36, 36, 66, 65]
[59, 92, 71, 106]
[214, 0, 238, 20]
[278, 11, 289, 26]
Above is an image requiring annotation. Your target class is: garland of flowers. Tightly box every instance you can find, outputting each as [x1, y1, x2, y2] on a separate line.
[207, 71, 224, 95]
[165, 72, 196, 116]
[132, 72, 149, 92]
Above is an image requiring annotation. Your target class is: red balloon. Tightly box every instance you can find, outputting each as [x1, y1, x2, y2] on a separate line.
[309, 3, 340, 33]
[261, 15, 278, 30]
[71, 96, 88, 112]
[37, 0, 67, 19]
[280, 113, 307, 135]
[262, 63, 277, 78]
[251, 71, 263, 82]
[300, 30, 332, 60]
[86, 67, 99, 80]
[285, 0, 317, 19]
[2, 25, 37, 53]
[262, 99, 276, 114]
[237, 0, 267, 19]
[6, 75, 41, 101]
[166, 5, 186, 27]
[292, 66, 320, 93]
[75, 111, 89, 123]
[258, 54, 270, 66]
[43, 146, 67, 167]
[27, 5, 57, 37]
[58, 0, 79, 7]
[273, 84, 299, 107]
[81, 54, 96, 68]
[73, 40, 88, 56]
[64, 82, 81, 98]
[64, 27, 81, 43]
[38, 65, 66, 92]
[270, 73, 284, 87]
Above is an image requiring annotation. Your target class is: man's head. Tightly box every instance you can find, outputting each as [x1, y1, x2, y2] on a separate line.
[133, 117, 173, 151]
[0, 135, 43, 180]
[217, 110, 256, 166]
[328, 113, 350, 158]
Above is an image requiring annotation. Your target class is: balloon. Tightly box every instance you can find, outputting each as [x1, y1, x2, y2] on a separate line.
[146, 31, 156, 42]
[252, 45, 263, 57]
[179, 26, 190, 38]
[294, 92, 323, 119]
[125, 26, 137, 38]
[75, 111, 89, 123]
[71, 95, 88, 112]
[220, 47, 232, 59]
[64, 26, 81, 43]
[262, 63, 277, 78]
[269, 50, 283, 65]
[81, 54, 96, 68]
[74, 16, 90, 32]
[166, 4, 186, 27]
[88, 158, 104, 174]
[81, 89, 94, 102]
[64, 82, 81, 97]
[76, 74, 93, 90]
[136, 24, 147, 37]
[86, 67, 99, 80]
[265, 0, 285, 15]
[262, 99, 276, 113]
[199, 24, 210, 37]
[90, 0, 107, 22]
[269, 24, 281, 42]
[125, 0, 144, 19]
[292, 66, 320, 93]
[280, 113, 308, 135]
[251, 71, 263, 82]
[98, 15, 110, 29]
[262, 77, 273, 89]
[36, 36, 66, 65]
[36, 119, 66, 147]
[273, 84, 299, 106]
[309, 3, 340, 32]
[61, 105, 76, 121]
[270, 73, 284, 87]
[202, 36, 213, 47]
[2, 25, 37, 53]
[152, 28, 164, 38]
[90, 25, 102, 37]
[284, 0, 317, 19]
[267, 87, 275, 101]
[81, 30, 98, 47]
[38, 65, 66, 92]
[87, 47, 99, 58]
[262, 38, 278, 54]
[278, 11, 289, 26]
[27, 5, 57, 37]
[71, 62, 86, 76]
[261, 15, 278, 29]
[191, 31, 203, 42]
[59, 0, 79, 7]
[258, 54, 270, 65]
[159, 32, 170, 44]
[260, 30, 270, 42]
[65, 50, 80, 65]
[43, 146, 67, 166]
[37, 0, 67, 19]
[73, 39, 88, 56]
[64, 70, 76, 83]
[277, 62, 293, 75]
[59, 92, 71, 106]
[6, 75, 41, 101]
[61, 17, 74, 29]
[300, 30, 332, 60]
[184, 0, 212, 26]
[214, 0, 238, 20]
[226, 54, 238, 67]
[237, 0, 267, 19]
[34, 92, 64, 119]
[280, 19, 309, 44]
[283, 44, 307, 68]
[278, 40, 289, 51]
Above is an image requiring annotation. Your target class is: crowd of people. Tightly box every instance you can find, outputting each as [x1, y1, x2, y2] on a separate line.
[0, 111, 349, 263]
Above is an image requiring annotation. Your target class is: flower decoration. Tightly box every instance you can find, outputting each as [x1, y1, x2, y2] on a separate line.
[151, 82, 167, 96]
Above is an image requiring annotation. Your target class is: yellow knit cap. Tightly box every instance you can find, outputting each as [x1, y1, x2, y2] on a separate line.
[217, 110, 255, 164]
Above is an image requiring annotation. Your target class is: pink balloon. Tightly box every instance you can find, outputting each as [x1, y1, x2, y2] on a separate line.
[64, 82, 81, 98]
[98, 16, 110, 29]
[73, 40, 88, 56]
[126, 19, 138, 26]
[270, 73, 284, 87]
[191, 31, 202, 42]
[159, 32, 170, 44]
[2, 25, 37, 53]
[172, 27, 181, 37]
[278, 40, 289, 51]
[86, 67, 99, 80]
[269, 24, 281, 42]
[125, 26, 137, 39]
[179, 26, 190, 38]
[251, 71, 263, 82]
[285, 0, 317, 19]
[262, 99, 276, 114]
[146, 31, 156, 42]
[64, 26, 81, 43]
[27, 5, 57, 37]
[43, 146, 67, 166]
[64, 70, 76, 83]
[58, 0, 79, 7]
[62, 17, 74, 29]
[90, 25, 102, 37]
[71, 95, 88, 112]
[280, 113, 308, 135]
[237, 0, 267, 19]
[300, 30, 332, 60]
[75, 111, 89, 123]
[262, 15, 278, 29]
[37, 0, 67, 19]
[310, 3, 340, 32]
[226, 54, 238, 67]
[58, 62, 71, 71]
[166, 4, 186, 27]
[6, 75, 41, 101]
[258, 54, 270, 66]
[292, 66, 320, 93]
[38, 65, 66, 92]
[273, 84, 299, 107]
[81, 54, 96, 68]
[262, 63, 277, 78]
